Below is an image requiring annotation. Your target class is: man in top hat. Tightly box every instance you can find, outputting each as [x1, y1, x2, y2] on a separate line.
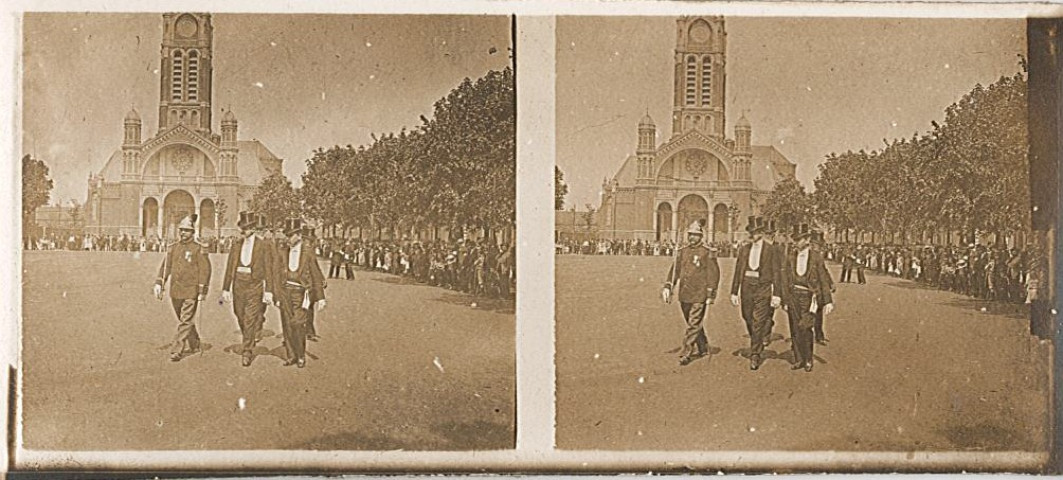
[662, 221, 721, 366]
[271, 218, 326, 368]
[221, 211, 275, 367]
[730, 216, 783, 370]
[810, 230, 836, 345]
[153, 214, 212, 362]
[779, 224, 834, 372]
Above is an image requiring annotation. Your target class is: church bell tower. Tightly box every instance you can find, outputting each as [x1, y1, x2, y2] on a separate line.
[158, 13, 214, 135]
[672, 16, 726, 140]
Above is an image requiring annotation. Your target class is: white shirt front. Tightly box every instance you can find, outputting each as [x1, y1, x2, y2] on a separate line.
[240, 235, 256, 266]
[749, 240, 764, 270]
[797, 247, 810, 276]
[289, 242, 302, 272]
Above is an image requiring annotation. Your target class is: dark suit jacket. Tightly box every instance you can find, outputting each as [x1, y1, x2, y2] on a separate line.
[779, 248, 834, 309]
[222, 235, 274, 293]
[730, 240, 782, 297]
[272, 242, 326, 310]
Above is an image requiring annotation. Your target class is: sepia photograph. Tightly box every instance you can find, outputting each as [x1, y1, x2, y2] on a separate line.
[554, 15, 1054, 460]
[18, 12, 515, 453]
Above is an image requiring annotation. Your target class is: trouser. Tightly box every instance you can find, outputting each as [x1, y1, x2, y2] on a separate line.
[170, 298, 201, 355]
[840, 266, 852, 283]
[281, 285, 309, 361]
[813, 303, 826, 341]
[345, 263, 355, 279]
[856, 266, 866, 284]
[787, 290, 816, 366]
[232, 276, 265, 355]
[329, 263, 341, 278]
[740, 280, 774, 358]
[306, 306, 317, 337]
[679, 301, 708, 358]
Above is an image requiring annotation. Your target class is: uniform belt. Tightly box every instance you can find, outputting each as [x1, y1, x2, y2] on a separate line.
[236, 266, 253, 274]
[744, 271, 760, 278]
[285, 281, 305, 288]
[792, 284, 812, 291]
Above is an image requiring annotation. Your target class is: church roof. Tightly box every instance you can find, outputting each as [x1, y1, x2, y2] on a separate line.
[124, 108, 141, 122]
[639, 113, 655, 127]
[607, 143, 796, 193]
[222, 109, 237, 122]
[95, 138, 282, 188]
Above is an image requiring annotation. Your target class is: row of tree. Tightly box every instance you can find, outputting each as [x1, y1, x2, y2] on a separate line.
[257, 67, 515, 242]
[765, 63, 1029, 245]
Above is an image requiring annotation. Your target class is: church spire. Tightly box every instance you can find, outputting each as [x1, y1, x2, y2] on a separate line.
[158, 13, 214, 134]
[672, 16, 726, 139]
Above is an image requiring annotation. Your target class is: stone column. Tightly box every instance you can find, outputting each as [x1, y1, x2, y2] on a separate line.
[157, 205, 164, 240]
[671, 210, 678, 242]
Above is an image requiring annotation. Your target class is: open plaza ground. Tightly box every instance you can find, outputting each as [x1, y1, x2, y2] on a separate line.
[556, 254, 1052, 452]
[20, 251, 515, 451]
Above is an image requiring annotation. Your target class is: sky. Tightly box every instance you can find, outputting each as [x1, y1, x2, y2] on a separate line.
[21, 13, 512, 205]
[556, 16, 1026, 210]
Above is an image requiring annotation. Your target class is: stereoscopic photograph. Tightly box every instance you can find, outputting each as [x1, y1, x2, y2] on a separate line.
[554, 15, 1054, 460]
[19, 12, 515, 453]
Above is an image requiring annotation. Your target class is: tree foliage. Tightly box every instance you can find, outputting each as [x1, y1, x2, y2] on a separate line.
[22, 154, 53, 222]
[251, 171, 300, 228]
[555, 166, 569, 211]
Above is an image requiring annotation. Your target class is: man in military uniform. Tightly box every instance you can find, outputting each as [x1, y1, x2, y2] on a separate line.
[662, 222, 721, 366]
[779, 224, 834, 372]
[221, 211, 275, 367]
[271, 219, 326, 368]
[730, 216, 782, 370]
[153, 214, 212, 362]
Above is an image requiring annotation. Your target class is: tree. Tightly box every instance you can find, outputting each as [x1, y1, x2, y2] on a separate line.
[582, 204, 596, 240]
[22, 154, 53, 230]
[555, 166, 569, 210]
[250, 171, 300, 228]
[763, 175, 811, 231]
[215, 198, 229, 230]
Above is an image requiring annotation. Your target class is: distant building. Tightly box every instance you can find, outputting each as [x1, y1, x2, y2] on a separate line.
[84, 13, 282, 239]
[598, 16, 796, 243]
[555, 208, 599, 243]
[32, 204, 84, 239]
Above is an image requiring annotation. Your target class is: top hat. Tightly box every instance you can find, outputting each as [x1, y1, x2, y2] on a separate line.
[686, 221, 705, 236]
[791, 223, 813, 241]
[283, 218, 307, 236]
[177, 214, 198, 231]
[811, 230, 825, 244]
[745, 216, 759, 233]
[237, 211, 256, 229]
[765, 219, 778, 234]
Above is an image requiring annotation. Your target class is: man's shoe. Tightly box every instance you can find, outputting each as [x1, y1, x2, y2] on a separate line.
[679, 356, 693, 366]
[170, 353, 182, 362]
[804, 361, 814, 372]
[296, 358, 306, 368]
[750, 355, 761, 371]
[241, 355, 252, 367]
[282, 358, 297, 367]
[791, 362, 805, 370]
[816, 337, 828, 346]
[307, 335, 320, 342]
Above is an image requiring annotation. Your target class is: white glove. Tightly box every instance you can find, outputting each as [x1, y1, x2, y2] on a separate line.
[823, 303, 834, 316]
[153, 284, 162, 300]
[315, 299, 327, 311]
[221, 290, 233, 303]
[661, 288, 671, 304]
[730, 295, 740, 307]
[263, 291, 274, 304]
[770, 296, 782, 309]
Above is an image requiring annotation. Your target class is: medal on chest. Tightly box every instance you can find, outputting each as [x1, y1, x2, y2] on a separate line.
[184, 250, 192, 262]
[692, 254, 701, 268]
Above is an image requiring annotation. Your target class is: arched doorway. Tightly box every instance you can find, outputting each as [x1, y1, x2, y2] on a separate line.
[200, 198, 216, 237]
[677, 194, 708, 235]
[142, 197, 159, 239]
[713, 203, 729, 241]
[656, 202, 673, 242]
[163, 190, 195, 239]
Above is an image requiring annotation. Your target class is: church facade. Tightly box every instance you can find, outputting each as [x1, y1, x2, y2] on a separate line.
[598, 16, 796, 243]
[84, 13, 282, 239]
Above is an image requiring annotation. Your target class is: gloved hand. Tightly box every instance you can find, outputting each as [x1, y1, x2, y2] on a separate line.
[770, 296, 781, 309]
[661, 288, 671, 304]
[315, 299, 327, 311]
[153, 284, 162, 300]
[730, 295, 740, 307]
[222, 290, 233, 303]
[263, 292, 274, 304]
[823, 303, 834, 316]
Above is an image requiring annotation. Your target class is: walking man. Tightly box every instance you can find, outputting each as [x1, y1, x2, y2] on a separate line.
[779, 224, 834, 372]
[221, 211, 274, 367]
[662, 222, 721, 366]
[272, 219, 326, 368]
[730, 216, 782, 371]
[153, 214, 212, 362]
[811, 231, 835, 344]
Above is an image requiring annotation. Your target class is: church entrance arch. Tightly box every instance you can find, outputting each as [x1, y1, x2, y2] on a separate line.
[163, 190, 195, 239]
[200, 198, 216, 237]
[677, 194, 709, 235]
[656, 202, 673, 242]
[713, 203, 729, 241]
[142, 197, 159, 239]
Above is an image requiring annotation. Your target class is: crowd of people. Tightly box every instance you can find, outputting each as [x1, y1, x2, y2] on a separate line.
[319, 239, 516, 300]
[24, 232, 233, 254]
[556, 238, 738, 258]
[824, 243, 1039, 304]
